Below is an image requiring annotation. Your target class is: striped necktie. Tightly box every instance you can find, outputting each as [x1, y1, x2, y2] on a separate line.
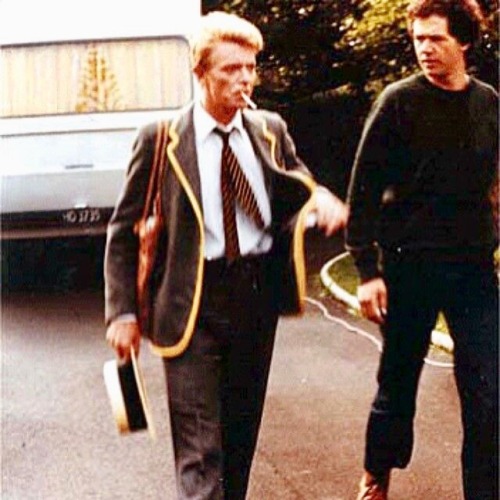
[214, 128, 265, 260]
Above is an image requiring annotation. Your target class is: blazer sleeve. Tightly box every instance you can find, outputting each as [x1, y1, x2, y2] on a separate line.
[104, 123, 157, 325]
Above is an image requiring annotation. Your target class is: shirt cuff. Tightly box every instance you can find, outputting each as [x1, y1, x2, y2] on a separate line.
[112, 313, 138, 324]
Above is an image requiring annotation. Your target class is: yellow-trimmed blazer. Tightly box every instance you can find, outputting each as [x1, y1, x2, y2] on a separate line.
[105, 105, 317, 358]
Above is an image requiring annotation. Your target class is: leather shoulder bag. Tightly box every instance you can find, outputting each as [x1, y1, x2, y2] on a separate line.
[134, 121, 169, 334]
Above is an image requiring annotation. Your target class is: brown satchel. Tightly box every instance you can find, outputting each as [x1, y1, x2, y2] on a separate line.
[134, 121, 169, 334]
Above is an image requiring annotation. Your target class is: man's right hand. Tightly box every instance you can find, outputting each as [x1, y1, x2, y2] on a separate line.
[105, 321, 141, 361]
[357, 277, 387, 325]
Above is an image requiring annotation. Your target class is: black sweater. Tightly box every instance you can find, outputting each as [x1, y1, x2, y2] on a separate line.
[346, 74, 498, 281]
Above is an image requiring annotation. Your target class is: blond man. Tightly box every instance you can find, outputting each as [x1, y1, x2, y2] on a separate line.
[105, 11, 347, 499]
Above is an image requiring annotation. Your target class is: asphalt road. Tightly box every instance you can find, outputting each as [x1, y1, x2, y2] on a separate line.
[1, 234, 462, 499]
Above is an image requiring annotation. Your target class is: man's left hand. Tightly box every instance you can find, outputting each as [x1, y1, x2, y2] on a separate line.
[311, 186, 349, 237]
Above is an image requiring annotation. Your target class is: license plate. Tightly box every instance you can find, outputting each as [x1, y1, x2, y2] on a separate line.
[62, 207, 102, 225]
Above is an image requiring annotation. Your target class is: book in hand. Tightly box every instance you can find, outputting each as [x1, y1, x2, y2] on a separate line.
[103, 347, 155, 439]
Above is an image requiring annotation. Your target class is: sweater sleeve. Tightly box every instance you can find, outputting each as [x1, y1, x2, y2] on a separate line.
[345, 89, 399, 281]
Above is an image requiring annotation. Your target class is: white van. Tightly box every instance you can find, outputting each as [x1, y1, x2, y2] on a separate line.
[0, 0, 200, 240]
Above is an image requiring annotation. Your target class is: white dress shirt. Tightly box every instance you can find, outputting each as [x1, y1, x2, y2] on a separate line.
[113, 105, 274, 325]
[193, 102, 272, 259]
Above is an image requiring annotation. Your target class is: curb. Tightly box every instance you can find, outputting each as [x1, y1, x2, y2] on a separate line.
[319, 253, 454, 353]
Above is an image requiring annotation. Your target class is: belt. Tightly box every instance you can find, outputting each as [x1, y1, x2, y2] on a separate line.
[204, 254, 270, 282]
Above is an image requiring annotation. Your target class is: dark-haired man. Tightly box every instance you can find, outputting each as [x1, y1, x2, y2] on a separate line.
[346, 0, 498, 498]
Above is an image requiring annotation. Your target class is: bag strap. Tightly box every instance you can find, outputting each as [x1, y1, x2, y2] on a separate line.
[142, 121, 169, 219]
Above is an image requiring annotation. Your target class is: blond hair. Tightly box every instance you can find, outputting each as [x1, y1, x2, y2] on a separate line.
[191, 11, 264, 77]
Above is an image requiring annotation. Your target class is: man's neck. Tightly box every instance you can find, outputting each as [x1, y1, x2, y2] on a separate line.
[427, 70, 470, 91]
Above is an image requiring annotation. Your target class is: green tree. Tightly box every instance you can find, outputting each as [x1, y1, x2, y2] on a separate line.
[204, 0, 498, 101]
[204, 0, 369, 107]
[337, 0, 412, 95]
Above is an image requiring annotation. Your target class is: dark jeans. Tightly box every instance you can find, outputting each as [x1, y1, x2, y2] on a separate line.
[164, 256, 278, 500]
[364, 258, 499, 500]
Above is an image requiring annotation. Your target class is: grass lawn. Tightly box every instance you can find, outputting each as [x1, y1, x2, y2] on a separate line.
[326, 253, 449, 334]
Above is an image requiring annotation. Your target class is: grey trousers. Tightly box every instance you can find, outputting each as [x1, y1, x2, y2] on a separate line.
[164, 256, 278, 500]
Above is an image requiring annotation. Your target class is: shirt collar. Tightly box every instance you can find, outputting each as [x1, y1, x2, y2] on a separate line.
[193, 101, 244, 143]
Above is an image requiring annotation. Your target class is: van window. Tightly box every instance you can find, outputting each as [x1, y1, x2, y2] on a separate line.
[1, 36, 192, 118]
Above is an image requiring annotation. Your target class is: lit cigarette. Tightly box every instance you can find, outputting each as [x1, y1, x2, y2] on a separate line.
[241, 92, 257, 109]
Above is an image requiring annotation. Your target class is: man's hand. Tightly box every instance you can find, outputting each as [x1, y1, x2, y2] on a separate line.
[106, 320, 141, 361]
[357, 277, 387, 325]
[311, 186, 349, 237]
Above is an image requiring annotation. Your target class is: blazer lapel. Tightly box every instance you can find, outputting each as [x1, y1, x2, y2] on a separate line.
[167, 105, 202, 208]
[242, 110, 278, 175]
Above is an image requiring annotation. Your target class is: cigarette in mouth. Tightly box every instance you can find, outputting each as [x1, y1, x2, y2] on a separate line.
[241, 92, 257, 109]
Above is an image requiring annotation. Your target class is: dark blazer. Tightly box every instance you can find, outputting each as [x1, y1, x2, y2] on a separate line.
[105, 104, 317, 358]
